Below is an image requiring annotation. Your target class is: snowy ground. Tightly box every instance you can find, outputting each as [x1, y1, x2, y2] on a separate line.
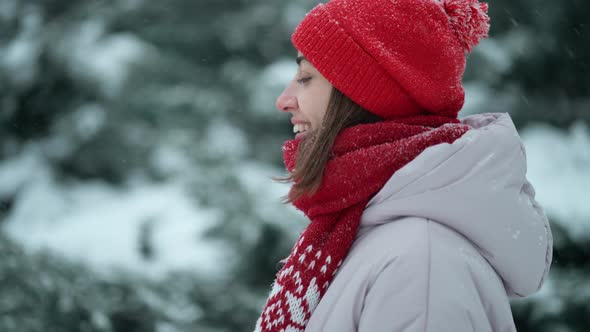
[0, 141, 298, 282]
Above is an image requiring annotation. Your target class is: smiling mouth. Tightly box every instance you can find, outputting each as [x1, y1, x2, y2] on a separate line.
[293, 123, 311, 135]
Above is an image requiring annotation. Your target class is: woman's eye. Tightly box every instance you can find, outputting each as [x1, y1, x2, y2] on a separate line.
[296, 77, 312, 84]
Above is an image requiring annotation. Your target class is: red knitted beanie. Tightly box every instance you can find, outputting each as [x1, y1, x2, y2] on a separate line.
[291, 0, 490, 119]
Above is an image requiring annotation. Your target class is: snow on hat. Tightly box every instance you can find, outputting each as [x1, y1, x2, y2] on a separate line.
[291, 0, 490, 119]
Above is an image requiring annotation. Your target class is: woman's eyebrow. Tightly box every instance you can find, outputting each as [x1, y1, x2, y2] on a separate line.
[296, 56, 306, 66]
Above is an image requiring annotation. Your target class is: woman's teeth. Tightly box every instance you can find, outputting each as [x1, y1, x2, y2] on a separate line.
[293, 123, 311, 134]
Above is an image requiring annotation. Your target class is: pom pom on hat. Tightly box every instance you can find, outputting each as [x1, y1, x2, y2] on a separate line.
[442, 0, 490, 53]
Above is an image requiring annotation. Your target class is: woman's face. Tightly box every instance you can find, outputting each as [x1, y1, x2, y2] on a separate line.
[276, 51, 333, 140]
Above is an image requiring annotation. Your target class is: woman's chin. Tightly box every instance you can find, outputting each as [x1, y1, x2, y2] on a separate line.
[295, 131, 308, 140]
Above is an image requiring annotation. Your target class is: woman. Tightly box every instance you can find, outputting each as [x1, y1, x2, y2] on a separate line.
[254, 0, 553, 331]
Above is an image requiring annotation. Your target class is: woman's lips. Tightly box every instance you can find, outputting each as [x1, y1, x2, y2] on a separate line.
[295, 131, 307, 139]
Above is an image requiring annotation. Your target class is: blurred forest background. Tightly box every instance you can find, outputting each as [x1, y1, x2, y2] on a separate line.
[0, 0, 588, 331]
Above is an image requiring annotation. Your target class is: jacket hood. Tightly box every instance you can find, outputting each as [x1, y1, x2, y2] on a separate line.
[360, 112, 553, 297]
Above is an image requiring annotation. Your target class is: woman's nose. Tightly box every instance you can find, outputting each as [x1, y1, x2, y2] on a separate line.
[276, 81, 297, 112]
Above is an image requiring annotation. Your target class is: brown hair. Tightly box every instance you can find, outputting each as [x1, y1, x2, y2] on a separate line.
[274, 87, 383, 203]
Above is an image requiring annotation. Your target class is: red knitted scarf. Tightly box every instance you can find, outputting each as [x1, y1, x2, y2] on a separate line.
[254, 115, 470, 332]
